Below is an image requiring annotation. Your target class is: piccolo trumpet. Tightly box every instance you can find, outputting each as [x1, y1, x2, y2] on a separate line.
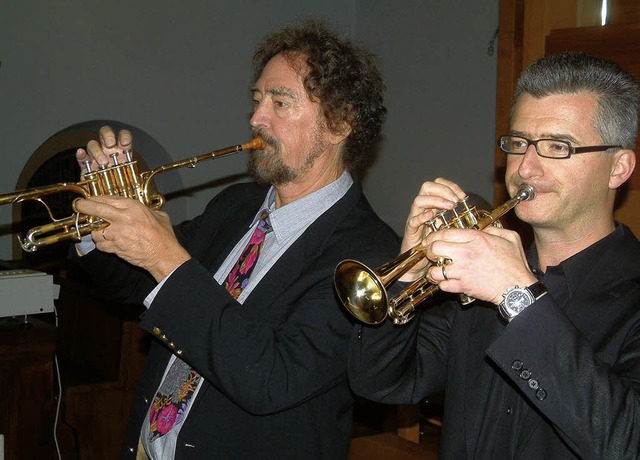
[0, 137, 266, 252]
[333, 184, 535, 325]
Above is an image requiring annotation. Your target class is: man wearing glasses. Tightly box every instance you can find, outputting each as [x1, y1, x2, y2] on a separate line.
[348, 52, 640, 458]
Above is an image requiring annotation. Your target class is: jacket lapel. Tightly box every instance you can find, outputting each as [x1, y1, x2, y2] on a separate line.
[242, 180, 363, 311]
[200, 191, 267, 273]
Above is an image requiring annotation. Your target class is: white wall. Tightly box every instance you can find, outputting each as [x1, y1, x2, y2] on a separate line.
[0, 0, 498, 261]
[356, 1, 499, 232]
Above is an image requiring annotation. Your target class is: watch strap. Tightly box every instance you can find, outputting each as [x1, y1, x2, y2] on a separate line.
[527, 280, 548, 300]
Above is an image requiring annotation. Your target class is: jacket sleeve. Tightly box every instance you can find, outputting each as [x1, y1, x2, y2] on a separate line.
[68, 246, 156, 305]
[486, 288, 640, 460]
[348, 291, 457, 404]
[67, 185, 244, 305]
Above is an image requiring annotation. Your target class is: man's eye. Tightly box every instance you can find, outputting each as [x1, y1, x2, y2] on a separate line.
[548, 142, 569, 153]
[274, 100, 287, 108]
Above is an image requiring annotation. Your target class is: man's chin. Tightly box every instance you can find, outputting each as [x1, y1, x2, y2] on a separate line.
[248, 162, 294, 187]
[514, 199, 551, 226]
[249, 172, 272, 187]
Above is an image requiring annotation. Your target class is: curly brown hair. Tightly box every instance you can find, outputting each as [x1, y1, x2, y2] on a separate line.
[252, 19, 386, 172]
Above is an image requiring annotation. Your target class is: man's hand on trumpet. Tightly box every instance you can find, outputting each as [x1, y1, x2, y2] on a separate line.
[73, 125, 191, 283]
[75, 125, 133, 171]
[398, 178, 466, 283]
[406, 178, 538, 306]
[423, 223, 536, 306]
[74, 196, 190, 283]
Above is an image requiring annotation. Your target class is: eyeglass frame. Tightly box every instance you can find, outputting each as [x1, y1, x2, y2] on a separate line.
[497, 135, 622, 159]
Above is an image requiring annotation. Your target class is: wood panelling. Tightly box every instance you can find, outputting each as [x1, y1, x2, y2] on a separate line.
[55, 274, 149, 460]
[608, 0, 640, 25]
[0, 318, 57, 460]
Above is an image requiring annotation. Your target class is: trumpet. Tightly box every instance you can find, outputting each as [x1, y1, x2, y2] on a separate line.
[333, 184, 535, 325]
[0, 137, 266, 252]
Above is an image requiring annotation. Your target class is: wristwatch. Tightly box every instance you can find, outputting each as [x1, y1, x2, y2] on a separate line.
[498, 281, 548, 320]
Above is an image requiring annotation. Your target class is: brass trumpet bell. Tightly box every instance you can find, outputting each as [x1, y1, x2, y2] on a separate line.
[334, 260, 387, 324]
[335, 243, 429, 324]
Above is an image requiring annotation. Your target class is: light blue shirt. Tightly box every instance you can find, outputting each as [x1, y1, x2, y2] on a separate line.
[213, 170, 353, 303]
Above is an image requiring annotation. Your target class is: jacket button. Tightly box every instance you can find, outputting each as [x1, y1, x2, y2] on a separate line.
[511, 360, 524, 371]
[528, 379, 539, 390]
[519, 369, 531, 380]
[535, 389, 547, 401]
[152, 327, 161, 335]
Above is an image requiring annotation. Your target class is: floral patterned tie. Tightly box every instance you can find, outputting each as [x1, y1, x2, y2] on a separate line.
[148, 210, 272, 441]
[224, 210, 272, 299]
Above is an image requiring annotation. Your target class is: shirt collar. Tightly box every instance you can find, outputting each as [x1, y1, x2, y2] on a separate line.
[528, 222, 625, 294]
[249, 171, 353, 242]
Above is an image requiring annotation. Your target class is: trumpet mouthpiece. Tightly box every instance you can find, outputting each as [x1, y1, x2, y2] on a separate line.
[247, 136, 267, 151]
[517, 184, 535, 201]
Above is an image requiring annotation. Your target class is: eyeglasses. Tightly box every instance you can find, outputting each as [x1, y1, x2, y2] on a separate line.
[498, 135, 621, 159]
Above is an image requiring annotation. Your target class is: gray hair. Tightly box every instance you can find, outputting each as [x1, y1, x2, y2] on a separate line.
[512, 52, 640, 149]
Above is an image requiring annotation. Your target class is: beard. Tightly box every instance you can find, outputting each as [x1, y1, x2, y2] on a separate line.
[248, 128, 325, 187]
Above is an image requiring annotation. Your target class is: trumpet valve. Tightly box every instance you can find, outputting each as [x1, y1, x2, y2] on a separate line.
[124, 149, 133, 162]
[435, 209, 448, 228]
[426, 218, 439, 232]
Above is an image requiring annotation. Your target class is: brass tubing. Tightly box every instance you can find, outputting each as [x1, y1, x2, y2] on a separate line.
[123, 162, 145, 203]
[0, 182, 91, 205]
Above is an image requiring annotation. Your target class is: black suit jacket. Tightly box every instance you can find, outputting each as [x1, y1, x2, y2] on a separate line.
[74, 179, 399, 459]
[349, 223, 640, 459]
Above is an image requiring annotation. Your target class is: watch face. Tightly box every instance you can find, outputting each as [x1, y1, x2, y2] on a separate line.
[505, 289, 534, 314]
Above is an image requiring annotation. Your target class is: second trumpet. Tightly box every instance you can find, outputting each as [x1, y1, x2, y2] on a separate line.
[333, 184, 535, 325]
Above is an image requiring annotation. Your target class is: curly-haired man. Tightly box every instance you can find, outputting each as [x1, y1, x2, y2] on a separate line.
[73, 19, 399, 459]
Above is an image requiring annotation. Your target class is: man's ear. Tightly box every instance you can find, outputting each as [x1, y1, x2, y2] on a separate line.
[328, 122, 352, 145]
[609, 149, 636, 189]
[326, 104, 354, 146]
